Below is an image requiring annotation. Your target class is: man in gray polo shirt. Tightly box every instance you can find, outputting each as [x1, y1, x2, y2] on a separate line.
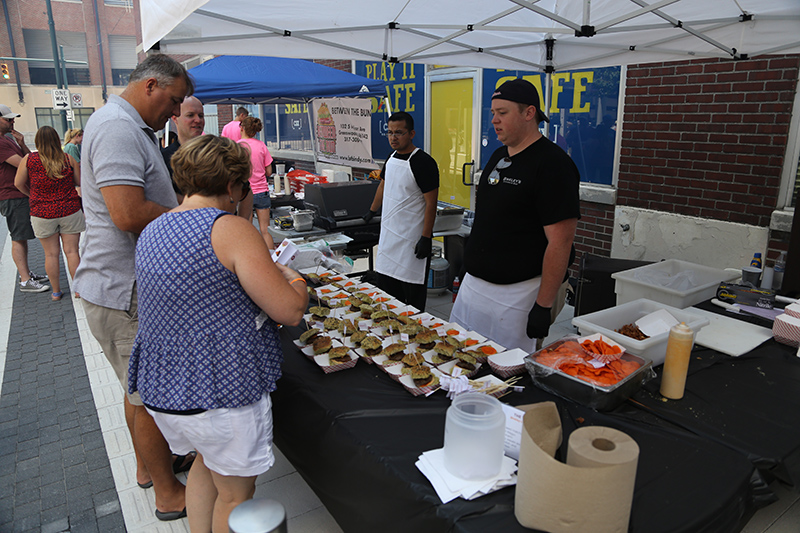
[74, 54, 193, 521]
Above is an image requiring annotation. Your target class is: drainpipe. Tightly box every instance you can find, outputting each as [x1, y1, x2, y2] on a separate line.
[1, 0, 23, 103]
[91, 0, 108, 102]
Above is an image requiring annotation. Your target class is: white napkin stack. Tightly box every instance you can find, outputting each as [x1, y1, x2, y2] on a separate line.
[415, 448, 517, 503]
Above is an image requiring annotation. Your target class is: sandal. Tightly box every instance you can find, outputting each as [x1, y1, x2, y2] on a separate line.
[51, 292, 63, 301]
[172, 451, 197, 474]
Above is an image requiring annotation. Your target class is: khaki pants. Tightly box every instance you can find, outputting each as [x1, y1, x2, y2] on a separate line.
[82, 288, 142, 406]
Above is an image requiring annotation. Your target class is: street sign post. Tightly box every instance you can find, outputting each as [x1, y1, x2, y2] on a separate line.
[52, 89, 70, 110]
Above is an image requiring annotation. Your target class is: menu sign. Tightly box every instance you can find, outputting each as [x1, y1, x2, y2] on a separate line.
[311, 97, 378, 169]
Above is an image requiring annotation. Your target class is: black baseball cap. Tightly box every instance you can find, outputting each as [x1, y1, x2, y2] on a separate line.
[492, 79, 549, 124]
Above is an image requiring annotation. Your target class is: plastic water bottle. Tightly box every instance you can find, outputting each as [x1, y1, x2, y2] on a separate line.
[452, 276, 460, 303]
[750, 252, 762, 269]
[774, 251, 786, 291]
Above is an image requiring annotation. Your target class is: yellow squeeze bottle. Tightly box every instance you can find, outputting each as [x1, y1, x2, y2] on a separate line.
[660, 322, 694, 400]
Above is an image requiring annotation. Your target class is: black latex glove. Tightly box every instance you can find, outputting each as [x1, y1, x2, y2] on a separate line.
[526, 302, 552, 339]
[414, 236, 433, 259]
[363, 209, 378, 223]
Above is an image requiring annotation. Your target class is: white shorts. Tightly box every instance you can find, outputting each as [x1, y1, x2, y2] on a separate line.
[148, 393, 276, 477]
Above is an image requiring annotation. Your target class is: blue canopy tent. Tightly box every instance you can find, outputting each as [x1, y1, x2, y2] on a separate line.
[188, 55, 385, 104]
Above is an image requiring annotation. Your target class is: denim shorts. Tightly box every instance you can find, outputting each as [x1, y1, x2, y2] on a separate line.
[252, 192, 272, 210]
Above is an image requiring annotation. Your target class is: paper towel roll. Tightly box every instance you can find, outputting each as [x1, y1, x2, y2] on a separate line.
[515, 402, 639, 533]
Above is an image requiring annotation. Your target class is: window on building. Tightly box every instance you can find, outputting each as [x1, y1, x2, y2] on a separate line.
[104, 0, 133, 7]
[35, 108, 94, 139]
[108, 35, 137, 86]
[22, 29, 90, 86]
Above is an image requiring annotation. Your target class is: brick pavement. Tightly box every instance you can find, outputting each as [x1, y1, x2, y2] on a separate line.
[0, 244, 125, 533]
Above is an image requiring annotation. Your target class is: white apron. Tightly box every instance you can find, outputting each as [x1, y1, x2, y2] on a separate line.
[375, 149, 427, 284]
[450, 273, 542, 352]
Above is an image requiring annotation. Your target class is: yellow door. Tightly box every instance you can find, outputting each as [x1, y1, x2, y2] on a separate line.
[430, 78, 473, 209]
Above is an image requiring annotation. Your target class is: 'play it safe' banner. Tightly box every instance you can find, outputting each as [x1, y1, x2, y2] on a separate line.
[312, 97, 378, 169]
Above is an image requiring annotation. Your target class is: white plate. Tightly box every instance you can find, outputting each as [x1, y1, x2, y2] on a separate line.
[488, 347, 527, 367]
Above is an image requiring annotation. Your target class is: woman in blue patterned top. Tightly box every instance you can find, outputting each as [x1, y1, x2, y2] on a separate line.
[129, 135, 308, 531]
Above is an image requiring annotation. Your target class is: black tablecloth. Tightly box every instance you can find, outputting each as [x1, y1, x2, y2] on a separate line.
[271, 325, 777, 533]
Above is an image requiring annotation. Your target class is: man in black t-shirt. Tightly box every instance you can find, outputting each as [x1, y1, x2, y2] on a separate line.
[450, 79, 580, 351]
[160, 96, 205, 202]
[364, 112, 439, 310]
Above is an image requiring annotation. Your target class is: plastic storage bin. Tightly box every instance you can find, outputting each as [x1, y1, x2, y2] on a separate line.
[571, 298, 710, 366]
[611, 259, 739, 309]
[524, 341, 653, 411]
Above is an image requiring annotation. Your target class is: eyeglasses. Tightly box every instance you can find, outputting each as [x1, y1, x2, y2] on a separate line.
[239, 180, 251, 201]
[487, 157, 512, 185]
[387, 130, 408, 138]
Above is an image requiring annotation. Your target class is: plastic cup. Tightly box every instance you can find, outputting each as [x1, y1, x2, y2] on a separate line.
[741, 266, 761, 287]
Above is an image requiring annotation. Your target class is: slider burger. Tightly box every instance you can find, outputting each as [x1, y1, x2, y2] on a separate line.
[309, 306, 330, 321]
[371, 310, 396, 323]
[454, 352, 477, 373]
[444, 336, 465, 350]
[399, 323, 422, 337]
[328, 346, 352, 365]
[360, 336, 383, 357]
[433, 342, 457, 362]
[411, 365, 435, 388]
[350, 330, 368, 346]
[401, 352, 425, 368]
[338, 319, 357, 336]
[382, 319, 402, 334]
[383, 343, 406, 361]
[349, 298, 363, 312]
[397, 315, 420, 326]
[354, 292, 374, 305]
[306, 273, 320, 283]
[312, 336, 332, 355]
[323, 317, 341, 331]
[414, 330, 439, 351]
[299, 328, 321, 345]
[359, 305, 374, 319]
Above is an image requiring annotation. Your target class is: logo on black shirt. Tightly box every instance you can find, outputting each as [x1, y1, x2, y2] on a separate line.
[502, 176, 521, 186]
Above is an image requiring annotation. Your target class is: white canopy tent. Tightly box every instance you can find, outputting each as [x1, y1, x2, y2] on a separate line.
[141, 0, 800, 73]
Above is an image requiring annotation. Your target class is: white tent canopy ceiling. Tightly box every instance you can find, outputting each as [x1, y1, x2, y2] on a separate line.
[141, 0, 800, 72]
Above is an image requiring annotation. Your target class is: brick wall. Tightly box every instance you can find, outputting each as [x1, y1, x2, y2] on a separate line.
[314, 59, 352, 72]
[217, 105, 233, 134]
[0, 0, 139, 87]
[573, 201, 615, 274]
[620, 55, 799, 228]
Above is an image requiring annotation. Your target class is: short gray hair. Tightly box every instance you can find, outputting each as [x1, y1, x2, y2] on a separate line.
[129, 54, 194, 95]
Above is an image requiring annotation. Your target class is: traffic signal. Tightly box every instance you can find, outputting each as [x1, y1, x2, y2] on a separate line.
[1, 64, 9, 79]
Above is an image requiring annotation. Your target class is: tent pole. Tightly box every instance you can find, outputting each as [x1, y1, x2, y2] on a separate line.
[543, 72, 551, 139]
[306, 99, 319, 173]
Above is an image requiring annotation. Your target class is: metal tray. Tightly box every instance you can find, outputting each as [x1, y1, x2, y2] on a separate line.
[524, 341, 653, 411]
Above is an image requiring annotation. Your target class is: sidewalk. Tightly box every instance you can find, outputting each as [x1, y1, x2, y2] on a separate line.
[0, 228, 796, 532]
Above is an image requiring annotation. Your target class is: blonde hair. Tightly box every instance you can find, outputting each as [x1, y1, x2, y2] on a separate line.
[34, 126, 68, 179]
[64, 128, 83, 144]
[171, 135, 251, 197]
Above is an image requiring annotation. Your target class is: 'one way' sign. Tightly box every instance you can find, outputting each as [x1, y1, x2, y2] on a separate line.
[52, 89, 70, 110]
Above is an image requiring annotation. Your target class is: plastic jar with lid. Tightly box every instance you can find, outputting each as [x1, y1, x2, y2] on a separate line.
[443, 392, 506, 480]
